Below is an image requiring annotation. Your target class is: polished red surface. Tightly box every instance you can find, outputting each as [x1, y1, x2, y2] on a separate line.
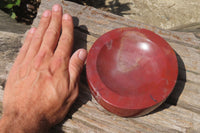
[86, 27, 178, 117]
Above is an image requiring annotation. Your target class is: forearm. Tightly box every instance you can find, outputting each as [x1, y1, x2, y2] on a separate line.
[0, 114, 49, 133]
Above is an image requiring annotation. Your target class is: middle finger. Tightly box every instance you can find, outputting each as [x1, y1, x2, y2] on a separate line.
[38, 4, 62, 55]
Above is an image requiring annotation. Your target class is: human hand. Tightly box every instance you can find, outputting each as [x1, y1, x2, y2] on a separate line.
[0, 4, 87, 132]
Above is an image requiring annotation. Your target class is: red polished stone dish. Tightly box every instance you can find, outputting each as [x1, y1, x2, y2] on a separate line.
[86, 27, 178, 117]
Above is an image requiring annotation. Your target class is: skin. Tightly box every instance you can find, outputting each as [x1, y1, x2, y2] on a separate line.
[0, 4, 87, 132]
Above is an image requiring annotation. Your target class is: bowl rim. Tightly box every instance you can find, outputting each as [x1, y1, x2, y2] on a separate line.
[86, 27, 178, 110]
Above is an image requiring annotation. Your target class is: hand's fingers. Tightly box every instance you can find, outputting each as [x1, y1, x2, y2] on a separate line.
[69, 49, 87, 88]
[54, 14, 74, 61]
[38, 4, 62, 54]
[24, 10, 51, 63]
[14, 27, 36, 66]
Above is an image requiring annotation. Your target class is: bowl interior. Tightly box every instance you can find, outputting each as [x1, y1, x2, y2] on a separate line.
[96, 30, 177, 102]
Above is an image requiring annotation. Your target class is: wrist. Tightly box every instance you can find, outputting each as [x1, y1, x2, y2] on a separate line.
[0, 114, 22, 133]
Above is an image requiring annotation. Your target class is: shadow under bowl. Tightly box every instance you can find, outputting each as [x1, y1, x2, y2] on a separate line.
[86, 27, 178, 117]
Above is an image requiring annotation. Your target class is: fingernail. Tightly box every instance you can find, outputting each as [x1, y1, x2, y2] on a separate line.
[63, 14, 71, 20]
[53, 4, 60, 12]
[78, 50, 87, 61]
[43, 10, 50, 17]
[29, 27, 36, 34]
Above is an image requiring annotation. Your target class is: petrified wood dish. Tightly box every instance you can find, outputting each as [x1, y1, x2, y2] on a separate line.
[86, 27, 178, 117]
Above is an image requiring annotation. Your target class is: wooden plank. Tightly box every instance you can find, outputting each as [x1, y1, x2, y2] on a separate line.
[0, 0, 200, 132]
[170, 42, 200, 74]
[167, 81, 200, 113]
[58, 100, 200, 133]
[0, 31, 23, 86]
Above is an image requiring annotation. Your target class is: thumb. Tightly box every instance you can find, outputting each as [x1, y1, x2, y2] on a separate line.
[69, 49, 87, 86]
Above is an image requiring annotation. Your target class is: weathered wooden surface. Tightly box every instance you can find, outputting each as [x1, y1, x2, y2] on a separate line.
[0, 10, 30, 87]
[0, 0, 200, 132]
[0, 10, 30, 34]
[0, 32, 23, 86]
